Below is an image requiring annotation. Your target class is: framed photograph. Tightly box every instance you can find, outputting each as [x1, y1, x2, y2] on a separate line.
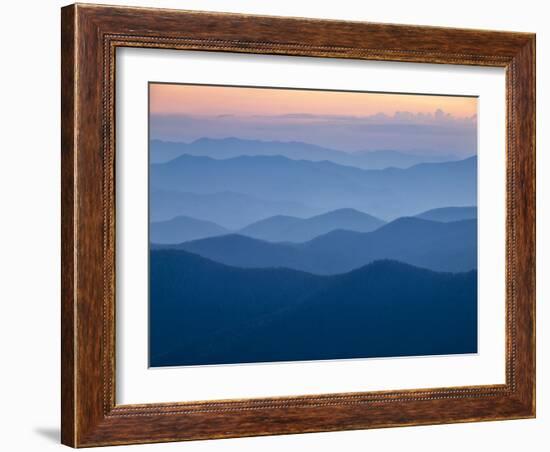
[61, 3, 536, 447]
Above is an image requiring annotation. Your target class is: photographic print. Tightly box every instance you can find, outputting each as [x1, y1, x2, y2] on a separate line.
[148, 83, 478, 367]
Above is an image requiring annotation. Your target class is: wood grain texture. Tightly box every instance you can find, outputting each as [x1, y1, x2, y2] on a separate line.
[60, 5, 76, 446]
[60, 3, 536, 447]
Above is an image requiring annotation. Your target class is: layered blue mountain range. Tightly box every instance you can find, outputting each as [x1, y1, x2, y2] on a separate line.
[149, 189, 319, 228]
[150, 206, 476, 245]
[161, 217, 477, 275]
[150, 250, 477, 367]
[150, 153, 476, 221]
[150, 137, 460, 169]
[148, 136, 478, 367]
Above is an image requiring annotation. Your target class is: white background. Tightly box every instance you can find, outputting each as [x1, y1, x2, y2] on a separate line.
[0, 0, 546, 451]
[117, 49, 506, 404]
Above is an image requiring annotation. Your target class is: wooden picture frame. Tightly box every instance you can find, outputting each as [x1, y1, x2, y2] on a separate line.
[61, 3, 535, 447]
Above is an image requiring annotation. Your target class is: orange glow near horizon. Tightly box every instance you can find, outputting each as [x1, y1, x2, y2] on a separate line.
[150, 83, 477, 119]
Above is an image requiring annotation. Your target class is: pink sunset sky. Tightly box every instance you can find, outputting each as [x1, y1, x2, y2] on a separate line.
[149, 83, 477, 155]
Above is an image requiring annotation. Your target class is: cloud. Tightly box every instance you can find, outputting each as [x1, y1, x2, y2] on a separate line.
[150, 110, 477, 155]
[253, 110, 476, 125]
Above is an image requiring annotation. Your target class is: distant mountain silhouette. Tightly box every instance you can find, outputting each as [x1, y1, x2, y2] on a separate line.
[303, 217, 477, 273]
[150, 138, 459, 169]
[171, 217, 477, 274]
[351, 149, 461, 169]
[415, 206, 477, 222]
[150, 154, 477, 220]
[240, 208, 385, 242]
[150, 216, 230, 244]
[150, 250, 477, 367]
[169, 234, 305, 269]
[149, 189, 319, 229]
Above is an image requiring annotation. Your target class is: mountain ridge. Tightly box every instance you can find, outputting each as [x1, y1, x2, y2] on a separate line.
[238, 207, 386, 242]
[168, 216, 477, 274]
[150, 215, 230, 244]
[150, 137, 461, 169]
[150, 249, 477, 366]
[150, 153, 477, 220]
[416, 206, 477, 222]
[149, 189, 320, 229]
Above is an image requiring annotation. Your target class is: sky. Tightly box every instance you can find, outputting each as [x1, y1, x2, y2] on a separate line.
[149, 83, 478, 155]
